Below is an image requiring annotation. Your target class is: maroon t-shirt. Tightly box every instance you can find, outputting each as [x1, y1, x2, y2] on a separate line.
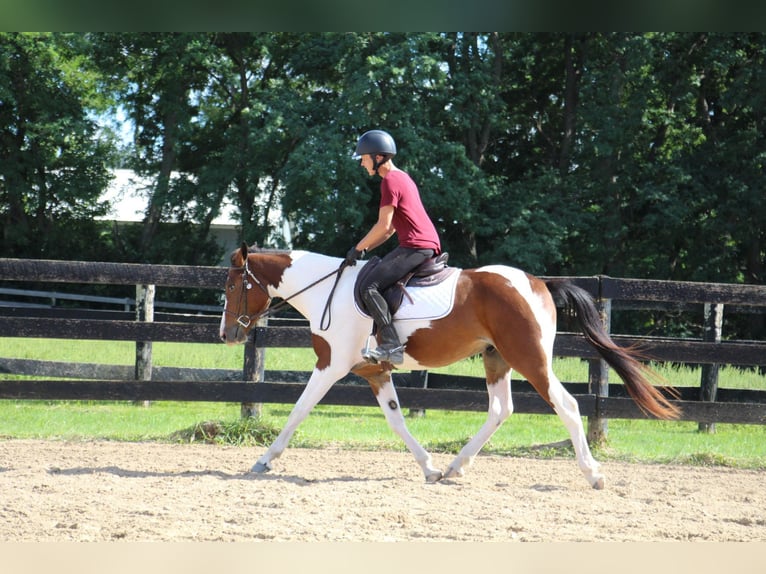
[380, 170, 441, 254]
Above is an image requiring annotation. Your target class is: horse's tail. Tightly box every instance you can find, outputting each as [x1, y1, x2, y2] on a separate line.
[545, 279, 680, 420]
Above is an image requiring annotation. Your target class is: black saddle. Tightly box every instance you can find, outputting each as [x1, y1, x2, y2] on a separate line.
[353, 252, 453, 316]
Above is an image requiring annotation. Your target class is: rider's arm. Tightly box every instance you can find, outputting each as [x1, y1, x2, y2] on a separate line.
[356, 205, 395, 253]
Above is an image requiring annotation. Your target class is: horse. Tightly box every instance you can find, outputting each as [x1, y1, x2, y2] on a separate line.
[220, 243, 680, 489]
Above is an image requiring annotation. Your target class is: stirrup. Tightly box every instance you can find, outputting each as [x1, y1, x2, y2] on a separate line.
[361, 345, 405, 365]
[361, 338, 405, 365]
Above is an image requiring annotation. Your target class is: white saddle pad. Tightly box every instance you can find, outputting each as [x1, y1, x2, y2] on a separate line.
[355, 269, 461, 321]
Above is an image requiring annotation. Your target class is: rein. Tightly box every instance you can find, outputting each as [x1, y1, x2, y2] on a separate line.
[229, 258, 348, 331]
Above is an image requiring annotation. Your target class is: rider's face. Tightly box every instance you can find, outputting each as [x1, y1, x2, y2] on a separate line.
[360, 154, 375, 176]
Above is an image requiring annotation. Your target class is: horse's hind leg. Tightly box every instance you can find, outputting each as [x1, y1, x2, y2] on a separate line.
[544, 371, 605, 489]
[362, 369, 443, 483]
[443, 347, 513, 479]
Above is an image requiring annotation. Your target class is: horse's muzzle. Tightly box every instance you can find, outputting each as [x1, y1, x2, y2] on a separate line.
[220, 326, 248, 345]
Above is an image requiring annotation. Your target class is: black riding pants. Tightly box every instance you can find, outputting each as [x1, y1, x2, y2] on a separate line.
[360, 246, 435, 331]
[362, 246, 435, 294]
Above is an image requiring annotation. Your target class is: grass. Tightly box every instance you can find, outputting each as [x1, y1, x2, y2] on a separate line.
[1, 338, 765, 470]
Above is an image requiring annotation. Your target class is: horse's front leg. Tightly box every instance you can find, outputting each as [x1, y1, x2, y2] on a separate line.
[251, 366, 341, 473]
[361, 368, 442, 483]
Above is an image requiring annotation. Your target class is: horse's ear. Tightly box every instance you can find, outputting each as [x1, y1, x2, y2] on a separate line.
[240, 242, 249, 260]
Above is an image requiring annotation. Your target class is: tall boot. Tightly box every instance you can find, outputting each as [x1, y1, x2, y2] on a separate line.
[360, 289, 405, 365]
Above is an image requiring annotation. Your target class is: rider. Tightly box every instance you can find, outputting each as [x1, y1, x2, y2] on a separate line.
[345, 129, 442, 365]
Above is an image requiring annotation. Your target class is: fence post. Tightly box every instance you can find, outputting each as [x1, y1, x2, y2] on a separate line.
[134, 284, 155, 408]
[406, 370, 429, 418]
[699, 302, 724, 433]
[241, 317, 266, 418]
[586, 296, 611, 445]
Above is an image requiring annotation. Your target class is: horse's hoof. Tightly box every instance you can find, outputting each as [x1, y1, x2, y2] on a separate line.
[443, 465, 464, 479]
[251, 461, 272, 473]
[591, 476, 605, 490]
[425, 470, 443, 483]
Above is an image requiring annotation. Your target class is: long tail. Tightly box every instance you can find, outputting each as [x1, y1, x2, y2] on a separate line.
[546, 279, 680, 420]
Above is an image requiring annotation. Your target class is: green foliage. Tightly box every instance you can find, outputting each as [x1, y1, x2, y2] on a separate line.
[2, 33, 766, 339]
[0, 32, 113, 259]
[675, 452, 736, 467]
[172, 417, 283, 446]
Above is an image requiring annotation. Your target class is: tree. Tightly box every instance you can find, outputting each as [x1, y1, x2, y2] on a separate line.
[0, 32, 112, 260]
[4, 31, 765, 324]
[181, 32, 295, 249]
[89, 32, 218, 263]
[277, 33, 502, 267]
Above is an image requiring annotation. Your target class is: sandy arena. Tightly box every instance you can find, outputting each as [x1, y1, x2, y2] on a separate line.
[1, 439, 764, 542]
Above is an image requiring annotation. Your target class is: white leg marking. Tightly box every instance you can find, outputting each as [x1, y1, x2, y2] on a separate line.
[251, 366, 342, 473]
[547, 371, 605, 489]
[374, 380, 443, 483]
[444, 374, 513, 479]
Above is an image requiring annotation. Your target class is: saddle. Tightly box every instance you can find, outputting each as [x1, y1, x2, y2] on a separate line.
[353, 252, 452, 317]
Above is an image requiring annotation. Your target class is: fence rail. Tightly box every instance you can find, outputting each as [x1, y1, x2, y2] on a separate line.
[0, 286, 222, 314]
[2, 257, 766, 434]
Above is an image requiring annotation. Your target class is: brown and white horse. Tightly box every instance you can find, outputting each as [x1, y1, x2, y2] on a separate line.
[220, 244, 679, 489]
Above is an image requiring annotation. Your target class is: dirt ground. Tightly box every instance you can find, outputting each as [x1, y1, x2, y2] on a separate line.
[1, 439, 764, 542]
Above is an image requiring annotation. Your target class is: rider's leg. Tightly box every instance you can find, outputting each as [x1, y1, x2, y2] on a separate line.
[361, 288, 404, 365]
[358, 246, 434, 365]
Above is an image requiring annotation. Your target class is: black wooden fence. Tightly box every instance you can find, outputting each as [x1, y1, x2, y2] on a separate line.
[1, 257, 765, 440]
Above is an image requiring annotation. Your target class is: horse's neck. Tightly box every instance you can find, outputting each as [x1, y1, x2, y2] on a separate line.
[277, 251, 349, 320]
[279, 251, 340, 289]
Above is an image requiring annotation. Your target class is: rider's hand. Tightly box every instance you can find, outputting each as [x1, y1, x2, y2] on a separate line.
[344, 246, 365, 266]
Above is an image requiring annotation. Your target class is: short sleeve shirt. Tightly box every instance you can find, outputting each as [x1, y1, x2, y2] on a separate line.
[380, 170, 441, 254]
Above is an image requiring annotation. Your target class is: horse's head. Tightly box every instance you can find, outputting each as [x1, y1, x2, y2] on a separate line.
[219, 242, 273, 345]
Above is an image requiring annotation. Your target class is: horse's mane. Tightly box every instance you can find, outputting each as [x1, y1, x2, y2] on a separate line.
[248, 247, 290, 254]
[230, 243, 291, 265]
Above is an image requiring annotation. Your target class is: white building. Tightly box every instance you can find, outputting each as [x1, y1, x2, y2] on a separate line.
[98, 169, 290, 262]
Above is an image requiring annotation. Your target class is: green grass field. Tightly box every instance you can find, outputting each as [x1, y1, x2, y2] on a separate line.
[1, 338, 765, 470]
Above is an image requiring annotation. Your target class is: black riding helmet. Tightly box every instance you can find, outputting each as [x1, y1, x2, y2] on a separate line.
[353, 129, 397, 173]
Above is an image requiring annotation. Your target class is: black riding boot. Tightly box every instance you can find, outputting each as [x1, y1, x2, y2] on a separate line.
[361, 289, 405, 365]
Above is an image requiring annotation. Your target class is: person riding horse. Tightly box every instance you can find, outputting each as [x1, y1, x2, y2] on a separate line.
[345, 129, 442, 365]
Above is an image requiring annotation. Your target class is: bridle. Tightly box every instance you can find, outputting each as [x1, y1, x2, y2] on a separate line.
[225, 256, 347, 331]
[224, 258, 274, 330]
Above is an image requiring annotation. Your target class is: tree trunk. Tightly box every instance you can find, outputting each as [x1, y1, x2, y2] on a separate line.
[140, 113, 178, 255]
[559, 34, 584, 176]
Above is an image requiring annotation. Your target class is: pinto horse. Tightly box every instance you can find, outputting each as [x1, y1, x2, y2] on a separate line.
[220, 244, 679, 489]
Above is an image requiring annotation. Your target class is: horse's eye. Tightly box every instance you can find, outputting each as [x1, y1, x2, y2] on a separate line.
[228, 283, 236, 291]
